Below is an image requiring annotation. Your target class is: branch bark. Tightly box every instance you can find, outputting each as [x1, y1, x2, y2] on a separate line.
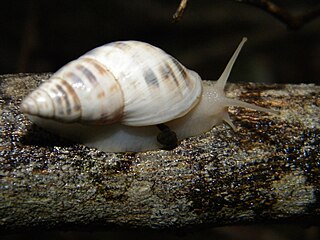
[0, 73, 319, 233]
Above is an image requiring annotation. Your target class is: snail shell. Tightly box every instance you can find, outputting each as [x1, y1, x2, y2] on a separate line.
[21, 41, 202, 126]
[21, 38, 277, 152]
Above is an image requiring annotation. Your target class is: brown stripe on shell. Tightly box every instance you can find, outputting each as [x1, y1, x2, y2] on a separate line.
[169, 56, 194, 89]
[143, 68, 159, 87]
[79, 57, 124, 112]
[84, 58, 108, 75]
[55, 75, 82, 115]
[162, 63, 180, 88]
[109, 83, 120, 93]
[97, 91, 105, 99]
[65, 72, 85, 87]
[50, 86, 65, 116]
[50, 87, 61, 109]
[105, 82, 125, 124]
[59, 79, 81, 115]
[76, 57, 124, 124]
[159, 64, 170, 80]
[52, 86, 63, 108]
[96, 112, 115, 124]
[95, 106, 123, 124]
[55, 84, 71, 115]
[80, 57, 120, 90]
[170, 57, 188, 79]
[76, 65, 98, 85]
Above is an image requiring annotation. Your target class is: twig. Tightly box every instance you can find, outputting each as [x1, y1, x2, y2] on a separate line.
[171, 0, 320, 30]
[172, 0, 188, 22]
[235, 0, 320, 30]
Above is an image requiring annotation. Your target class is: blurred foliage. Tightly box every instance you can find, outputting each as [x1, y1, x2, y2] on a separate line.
[0, 0, 319, 84]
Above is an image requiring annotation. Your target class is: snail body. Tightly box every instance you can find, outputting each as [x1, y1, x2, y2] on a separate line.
[21, 38, 276, 152]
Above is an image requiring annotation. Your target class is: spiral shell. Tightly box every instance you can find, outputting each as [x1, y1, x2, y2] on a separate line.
[21, 41, 202, 126]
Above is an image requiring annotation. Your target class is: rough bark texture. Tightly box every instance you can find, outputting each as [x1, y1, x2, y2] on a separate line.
[0, 73, 319, 233]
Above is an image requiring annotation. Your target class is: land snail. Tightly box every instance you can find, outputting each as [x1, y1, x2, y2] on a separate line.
[21, 37, 277, 152]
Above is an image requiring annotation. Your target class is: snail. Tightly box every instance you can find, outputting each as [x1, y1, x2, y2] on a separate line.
[21, 38, 277, 152]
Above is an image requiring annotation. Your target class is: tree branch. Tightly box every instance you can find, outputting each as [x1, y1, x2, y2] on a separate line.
[173, 0, 188, 22]
[172, 0, 320, 30]
[235, 0, 320, 30]
[0, 73, 319, 233]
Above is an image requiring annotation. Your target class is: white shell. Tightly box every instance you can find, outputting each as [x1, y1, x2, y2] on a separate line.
[21, 41, 202, 126]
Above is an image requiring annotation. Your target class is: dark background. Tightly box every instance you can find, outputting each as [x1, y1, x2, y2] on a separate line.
[1, 1, 320, 240]
[0, 0, 319, 84]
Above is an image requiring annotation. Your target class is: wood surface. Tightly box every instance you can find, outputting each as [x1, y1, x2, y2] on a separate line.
[0, 73, 319, 233]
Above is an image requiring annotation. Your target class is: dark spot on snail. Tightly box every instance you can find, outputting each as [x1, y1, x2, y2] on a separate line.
[156, 124, 178, 150]
[97, 91, 105, 99]
[143, 68, 159, 87]
[74, 104, 81, 112]
[112, 42, 130, 51]
[109, 83, 120, 93]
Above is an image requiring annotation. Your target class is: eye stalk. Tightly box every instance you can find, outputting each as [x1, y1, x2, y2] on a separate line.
[215, 37, 248, 92]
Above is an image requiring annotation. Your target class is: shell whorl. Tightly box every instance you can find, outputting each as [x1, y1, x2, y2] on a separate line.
[21, 58, 124, 124]
[21, 41, 202, 126]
